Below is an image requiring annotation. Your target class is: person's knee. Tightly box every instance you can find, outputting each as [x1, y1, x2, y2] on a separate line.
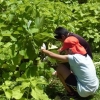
[56, 63, 64, 72]
[56, 63, 71, 75]
[56, 64, 71, 79]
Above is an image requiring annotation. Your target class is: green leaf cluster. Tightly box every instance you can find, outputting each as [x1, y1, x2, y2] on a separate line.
[0, 0, 100, 99]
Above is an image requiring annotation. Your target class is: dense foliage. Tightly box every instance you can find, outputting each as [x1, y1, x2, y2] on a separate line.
[0, 0, 100, 99]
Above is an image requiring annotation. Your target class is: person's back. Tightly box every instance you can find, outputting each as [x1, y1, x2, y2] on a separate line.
[54, 27, 93, 59]
[68, 54, 99, 97]
[68, 33, 93, 59]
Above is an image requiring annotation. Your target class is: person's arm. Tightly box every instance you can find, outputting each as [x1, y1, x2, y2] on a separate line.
[41, 49, 68, 62]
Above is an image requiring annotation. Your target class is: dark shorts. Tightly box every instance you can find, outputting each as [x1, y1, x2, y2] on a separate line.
[65, 73, 77, 92]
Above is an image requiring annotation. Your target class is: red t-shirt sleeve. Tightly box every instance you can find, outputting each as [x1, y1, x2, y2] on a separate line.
[59, 36, 79, 51]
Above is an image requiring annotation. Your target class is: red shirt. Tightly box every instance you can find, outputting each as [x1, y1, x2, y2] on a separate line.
[60, 36, 87, 55]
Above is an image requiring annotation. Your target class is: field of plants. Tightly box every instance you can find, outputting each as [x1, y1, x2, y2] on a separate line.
[0, 0, 100, 100]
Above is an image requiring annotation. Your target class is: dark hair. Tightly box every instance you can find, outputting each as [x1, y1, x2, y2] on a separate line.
[54, 27, 69, 39]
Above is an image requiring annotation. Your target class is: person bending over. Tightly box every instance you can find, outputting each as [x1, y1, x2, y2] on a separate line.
[53, 27, 93, 94]
[54, 27, 92, 58]
[41, 37, 99, 97]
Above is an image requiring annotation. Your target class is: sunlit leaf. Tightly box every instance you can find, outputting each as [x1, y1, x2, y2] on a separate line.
[31, 88, 39, 100]
[28, 28, 39, 34]
[21, 81, 30, 89]
[4, 42, 12, 48]
[1, 30, 11, 36]
[5, 81, 12, 86]
[5, 90, 12, 99]
[19, 50, 26, 56]
[10, 36, 17, 41]
[12, 86, 23, 99]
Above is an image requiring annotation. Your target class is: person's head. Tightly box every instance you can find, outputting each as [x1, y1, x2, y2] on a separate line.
[54, 27, 69, 42]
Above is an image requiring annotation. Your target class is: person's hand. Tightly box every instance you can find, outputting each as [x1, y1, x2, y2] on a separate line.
[41, 43, 46, 51]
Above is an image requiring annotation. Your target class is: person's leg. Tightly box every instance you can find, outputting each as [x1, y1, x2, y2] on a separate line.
[52, 62, 70, 76]
[57, 72, 72, 93]
[65, 73, 77, 92]
[56, 63, 73, 93]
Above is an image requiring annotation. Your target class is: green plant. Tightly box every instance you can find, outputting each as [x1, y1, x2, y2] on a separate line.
[93, 53, 100, 62]
[0, 0, 100, 99]
[44, 77, 65, 99]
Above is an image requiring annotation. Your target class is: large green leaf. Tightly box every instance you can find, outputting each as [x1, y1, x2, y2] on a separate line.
[0, 23, 6, 28]
[28, 28, 39, 34]
[21, 81, 30, 90]
[10, 36, 17, 41]
[31, 88, 39, 100]
[26, 41, 38, 60]
[12, 54, 22, 65]
[3, 42, 12, 48]
[5, 90, 12, 99]
[19, 50, 27, 57]
[1, 30, 12, 36]
[34, 17, 44, 29]
[34, 32, 54, 45]
[24, 66, 37, 78]
[12, 86, 23, 99]
[31, 86, 49, 100]
[20, 63, 27, 71]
